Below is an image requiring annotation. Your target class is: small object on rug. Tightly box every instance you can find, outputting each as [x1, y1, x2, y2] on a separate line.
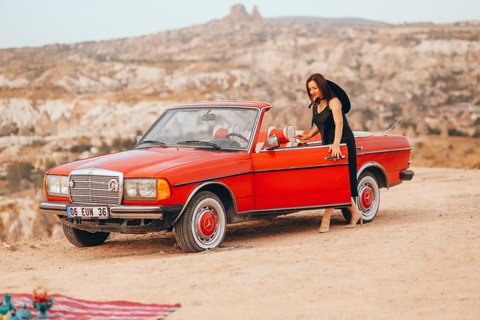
[32, 289, 54, 319]
[15, 304, 32, 319]
[1, 294, 14, 316]
[1, 294, 181, 320]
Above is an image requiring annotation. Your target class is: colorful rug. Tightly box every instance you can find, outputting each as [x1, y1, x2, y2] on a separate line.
[2, 293, 180, 319]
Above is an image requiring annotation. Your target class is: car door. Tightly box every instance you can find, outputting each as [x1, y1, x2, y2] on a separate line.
[251, 144, 351, 211]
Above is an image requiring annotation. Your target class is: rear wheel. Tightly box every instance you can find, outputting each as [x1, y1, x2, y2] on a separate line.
[342, 171, 380, 224]
[63, 223, 110, 247]
[174, 191, 227, 253]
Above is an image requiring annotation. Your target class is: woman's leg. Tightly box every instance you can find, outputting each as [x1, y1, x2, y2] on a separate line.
[319, 208, 334, 233]
[345, 197, 363, 227]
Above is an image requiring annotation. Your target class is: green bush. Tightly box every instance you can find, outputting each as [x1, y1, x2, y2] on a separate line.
[112, 137, 136, 151]
[70, 144, 92, 153]
[448, 128, 466, 137]
[98, 142, 111, 155]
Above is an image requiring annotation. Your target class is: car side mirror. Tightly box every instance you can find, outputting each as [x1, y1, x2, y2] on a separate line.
[265, 135, 279, 150]
[136, 135, 143, 143]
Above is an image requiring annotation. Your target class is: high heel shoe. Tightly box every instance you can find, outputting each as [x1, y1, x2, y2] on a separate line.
[319, 217, 330, 233]
[345, 211, 363, 228]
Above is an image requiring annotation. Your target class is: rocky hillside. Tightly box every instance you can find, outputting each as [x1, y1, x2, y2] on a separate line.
[0, 4, 479, 165]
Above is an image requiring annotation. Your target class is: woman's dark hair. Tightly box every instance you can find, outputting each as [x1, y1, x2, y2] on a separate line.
[306, 73, 335, 104]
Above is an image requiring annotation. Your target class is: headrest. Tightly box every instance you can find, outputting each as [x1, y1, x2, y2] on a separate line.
[267, 125, 295, 143]
[213, 125, 240, 139]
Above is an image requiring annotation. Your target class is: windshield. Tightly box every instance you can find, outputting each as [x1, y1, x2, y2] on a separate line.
[138, 107, 259, 151]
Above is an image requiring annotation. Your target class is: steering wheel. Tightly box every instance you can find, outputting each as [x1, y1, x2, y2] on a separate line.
[224, 132, 249, 144]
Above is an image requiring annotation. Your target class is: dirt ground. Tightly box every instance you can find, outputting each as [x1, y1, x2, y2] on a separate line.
[1, 167, 479, 320]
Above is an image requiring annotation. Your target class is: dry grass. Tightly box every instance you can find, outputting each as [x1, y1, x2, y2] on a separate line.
[410, 135, 480, 169]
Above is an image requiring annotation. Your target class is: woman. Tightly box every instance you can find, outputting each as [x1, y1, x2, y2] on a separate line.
[295, 73, 362, 232]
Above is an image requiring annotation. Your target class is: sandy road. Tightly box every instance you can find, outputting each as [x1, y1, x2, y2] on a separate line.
[1, 167, 479, 319]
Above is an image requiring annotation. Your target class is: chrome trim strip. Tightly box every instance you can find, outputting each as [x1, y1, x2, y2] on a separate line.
[238, 202, 352, 215]
[40, 201, 67, 211]
[110, 206, 163, 219]
[304, 141, 324, 145]
[357, 162, 390, 188]
[109, 206, 163, 213]
[169, 105, 266, 110]
[259, 143, 346, 153]
[173, 181, 238, 224]
[357, 147, 412, 156]
[109, 213, 163, 219]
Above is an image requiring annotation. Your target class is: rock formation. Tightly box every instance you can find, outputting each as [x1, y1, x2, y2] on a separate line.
[0, 4, 478, 164]
[251, 6, 262, 21]
[224, 4, 262, 22]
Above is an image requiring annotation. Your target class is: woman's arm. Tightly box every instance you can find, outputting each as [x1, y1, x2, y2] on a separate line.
[294, 125, 319, 140]
[329, 98, 344, 158]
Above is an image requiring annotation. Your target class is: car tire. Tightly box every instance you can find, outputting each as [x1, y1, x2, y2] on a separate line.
[63, 223, 110, 247]
[174, 191, 227, 253]
[342, 171, 380, 224]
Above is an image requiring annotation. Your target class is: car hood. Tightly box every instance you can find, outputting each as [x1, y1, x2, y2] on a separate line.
[50, 147, 244, 178]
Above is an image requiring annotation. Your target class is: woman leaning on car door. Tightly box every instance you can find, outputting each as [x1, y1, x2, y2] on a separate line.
[294, 73, 362, 233]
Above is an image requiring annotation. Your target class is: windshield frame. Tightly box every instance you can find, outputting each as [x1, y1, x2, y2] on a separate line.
[135, 105, 263, 153]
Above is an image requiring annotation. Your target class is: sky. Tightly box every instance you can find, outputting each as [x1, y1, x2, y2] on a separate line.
[1, 0, 479, 49]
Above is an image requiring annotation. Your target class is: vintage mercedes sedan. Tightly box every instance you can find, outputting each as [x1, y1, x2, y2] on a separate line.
[40, 102, 413, 252]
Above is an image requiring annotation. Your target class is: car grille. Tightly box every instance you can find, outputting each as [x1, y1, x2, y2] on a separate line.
[69, 169, 123, 205]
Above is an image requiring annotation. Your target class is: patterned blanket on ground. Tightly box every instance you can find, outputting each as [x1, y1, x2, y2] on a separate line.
[1, 293, 180, 320]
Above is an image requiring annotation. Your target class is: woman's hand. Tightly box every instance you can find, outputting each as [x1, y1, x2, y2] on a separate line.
[294, 133, 310, 141]
[329, 143, 342, 158]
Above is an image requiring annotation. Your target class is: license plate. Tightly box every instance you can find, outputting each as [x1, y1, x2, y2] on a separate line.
[67, 206, 109, 219]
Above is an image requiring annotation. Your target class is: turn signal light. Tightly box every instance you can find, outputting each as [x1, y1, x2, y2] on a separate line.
[157, 179, 172, 201]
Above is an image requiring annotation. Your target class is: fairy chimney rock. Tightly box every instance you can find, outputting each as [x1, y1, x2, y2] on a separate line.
[251, 6, 263, 20]
[35, 112, 56, 136]
[224, 4, 262, 22]
[228, 4, 251, 21]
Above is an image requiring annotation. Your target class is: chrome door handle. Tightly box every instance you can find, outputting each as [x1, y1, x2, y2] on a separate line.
[325, 155, 346, 160]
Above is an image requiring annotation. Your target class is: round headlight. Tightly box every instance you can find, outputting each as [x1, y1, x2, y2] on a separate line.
[45, 175, 69, 197]
[138, 180, 156, 197]
[60, 176, 69, 194]
[48, 176, 60, 194]
[125, 180, 138, 196]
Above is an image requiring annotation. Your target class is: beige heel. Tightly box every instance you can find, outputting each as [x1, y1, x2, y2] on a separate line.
[319, 217, 330, 233]
[345, 211, 363, 228]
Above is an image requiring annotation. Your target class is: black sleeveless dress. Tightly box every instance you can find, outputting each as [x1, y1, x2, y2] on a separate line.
[313, 105, 358, 198]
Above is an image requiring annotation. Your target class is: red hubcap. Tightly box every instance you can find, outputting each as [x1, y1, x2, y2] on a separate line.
[361, 188, 373, 209]
[199, 211, 216, 237]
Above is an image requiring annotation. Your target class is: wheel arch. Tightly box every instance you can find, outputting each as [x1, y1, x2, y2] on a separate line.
[357, 162, 389, 189]
[174, 181, 237, 224]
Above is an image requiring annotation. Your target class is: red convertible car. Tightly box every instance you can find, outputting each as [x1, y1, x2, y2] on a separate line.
[40, 102, 413, 252]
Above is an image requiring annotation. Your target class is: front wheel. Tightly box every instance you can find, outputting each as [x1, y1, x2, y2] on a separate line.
[342, 171, 380, 224]
[63, 223, 110, 247]
[174, 191, 227, 253]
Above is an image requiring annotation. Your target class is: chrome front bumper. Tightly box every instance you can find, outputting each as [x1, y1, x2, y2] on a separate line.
[39, 201, 166, 219]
